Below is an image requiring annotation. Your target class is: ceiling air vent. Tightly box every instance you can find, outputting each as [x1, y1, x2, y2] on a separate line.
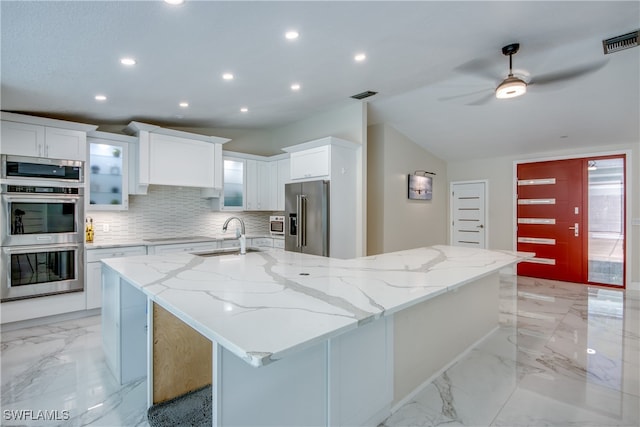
[602, 30, 638, 54]
[351, 90, 378, 100]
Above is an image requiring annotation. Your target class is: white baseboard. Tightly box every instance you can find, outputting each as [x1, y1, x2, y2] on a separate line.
[1, 308, 100, 332]
[390, 325, 500, 414]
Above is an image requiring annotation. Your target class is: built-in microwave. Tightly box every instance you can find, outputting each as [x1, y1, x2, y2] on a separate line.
[270, 215, 285, 236]
[1, 155, 83, 183]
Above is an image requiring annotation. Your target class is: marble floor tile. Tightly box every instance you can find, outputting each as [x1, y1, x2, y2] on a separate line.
[2, 275, 638, 427]
[1, 316, 149, 427]
[382, 276, 640, 427]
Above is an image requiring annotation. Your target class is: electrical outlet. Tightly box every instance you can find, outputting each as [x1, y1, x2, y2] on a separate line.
[103, 223, 110, 232]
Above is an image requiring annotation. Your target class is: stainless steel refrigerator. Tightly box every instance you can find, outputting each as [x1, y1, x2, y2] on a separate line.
[284, 180, 329, 256]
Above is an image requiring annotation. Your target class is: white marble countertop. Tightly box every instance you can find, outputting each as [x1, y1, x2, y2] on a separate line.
[102, 245, 532, 367]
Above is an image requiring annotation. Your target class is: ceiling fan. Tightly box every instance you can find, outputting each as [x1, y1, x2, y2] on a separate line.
[444, 42, 609, 106]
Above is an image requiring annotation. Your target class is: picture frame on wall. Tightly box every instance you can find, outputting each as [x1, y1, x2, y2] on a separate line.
[408, 174, 433, 200]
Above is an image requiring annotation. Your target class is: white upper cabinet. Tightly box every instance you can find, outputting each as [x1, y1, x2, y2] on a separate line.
[220, 157, 245, 211]
[125, 121, 229, 193]
[284, 137, 359, 182]
[0, 121, 44, 157]
[1, 112, 96, 161]
[218, 152, 288, 212]
[289, 145, 330, 180]
[245, 159, 271, 211]
[275, 157, 290, 211]
[44, 127, 87, 160]
[87, 131, 134, 211]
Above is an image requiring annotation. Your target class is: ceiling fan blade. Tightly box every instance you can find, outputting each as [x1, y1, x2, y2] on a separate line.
[529, 60, 609, 86]
[454, 57, 501, 82]
[438, 88, 493, 102]
[466, 92, 495, 106]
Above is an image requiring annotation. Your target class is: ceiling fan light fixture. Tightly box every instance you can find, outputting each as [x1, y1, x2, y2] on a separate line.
[495, 76, 527, 99]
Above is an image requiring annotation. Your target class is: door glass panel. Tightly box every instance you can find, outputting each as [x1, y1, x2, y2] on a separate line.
[223, 159, 244, 208]
[89, 143, 124, 206]
[588, 158, 624, 286]
[10, 249, 76, 286]
[10, 202, 75, 235]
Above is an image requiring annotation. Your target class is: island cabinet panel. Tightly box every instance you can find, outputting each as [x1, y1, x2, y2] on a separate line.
[212, 318, 393, 427]
[393, 272, 500, 406]
[328, 318, 393, 427]
[215, 342, 328, 427]
[153, 303, 212, 404]
[102, 267, 147, 385]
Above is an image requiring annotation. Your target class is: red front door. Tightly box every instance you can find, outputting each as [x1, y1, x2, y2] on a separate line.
[517, 159, 584, 282]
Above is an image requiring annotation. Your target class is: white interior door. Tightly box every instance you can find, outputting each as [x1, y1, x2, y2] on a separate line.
[450, 181, 487, 248]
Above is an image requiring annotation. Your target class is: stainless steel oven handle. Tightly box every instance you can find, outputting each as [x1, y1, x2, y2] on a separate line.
[3, 195, 80, 203]
[3, 243, 81, 254]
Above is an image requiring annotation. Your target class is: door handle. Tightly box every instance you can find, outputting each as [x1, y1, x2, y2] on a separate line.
[568, 223, 579, 237]
[477, 224, 484, 229]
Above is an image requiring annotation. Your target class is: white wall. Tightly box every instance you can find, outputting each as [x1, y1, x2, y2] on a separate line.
[448, 142, 640, 285]
[367, 124, 448, 255]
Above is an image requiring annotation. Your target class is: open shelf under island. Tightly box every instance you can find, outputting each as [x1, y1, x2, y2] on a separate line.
[101, 245, 532, 427]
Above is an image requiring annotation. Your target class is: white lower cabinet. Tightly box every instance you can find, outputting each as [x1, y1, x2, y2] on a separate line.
[273, 238, 285, 249]
[220, 239, 241, 249]
[146, 241, 219, 255]
[86, 246, 147, 310]
[250, 237, 273, 248]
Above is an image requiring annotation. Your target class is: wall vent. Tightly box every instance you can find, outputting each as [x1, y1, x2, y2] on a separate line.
[351, 90, 378, 100]
[602, 30, 638, 54]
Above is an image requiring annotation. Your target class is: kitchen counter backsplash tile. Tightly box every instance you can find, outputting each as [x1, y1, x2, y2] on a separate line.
[88, 185, 273, 242]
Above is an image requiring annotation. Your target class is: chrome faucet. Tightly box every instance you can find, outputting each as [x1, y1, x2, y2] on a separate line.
[222, 217, 246, 254]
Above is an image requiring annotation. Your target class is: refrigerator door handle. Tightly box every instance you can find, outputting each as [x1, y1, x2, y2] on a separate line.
[296, 194, 302, 248]
[300, 194, 307, 247]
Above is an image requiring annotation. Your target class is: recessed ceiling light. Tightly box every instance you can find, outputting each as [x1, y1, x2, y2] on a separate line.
[164, 0, 185, 5]
[354, 53, 366, 62]
[222, 73, 234, 80]
[94, 95, 107, 101]
[240, 107, 249, 113]
[285, 30, 299, 40]
[179, 102, 189, 108]
[120, 57, 136, 66]
[291, 83, 301, 91]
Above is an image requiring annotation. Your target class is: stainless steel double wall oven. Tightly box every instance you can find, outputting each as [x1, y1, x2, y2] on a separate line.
[1, 155, 85, 302]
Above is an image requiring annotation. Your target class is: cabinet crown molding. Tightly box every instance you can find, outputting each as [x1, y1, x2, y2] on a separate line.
[1, 111, 98, 132]
[282, 136, 359, 153]
[87, 130, 137, 143]
[125, 121, 231, 145]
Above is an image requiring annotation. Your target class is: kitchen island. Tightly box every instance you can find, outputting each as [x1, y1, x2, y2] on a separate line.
[102, 245, 531, 426]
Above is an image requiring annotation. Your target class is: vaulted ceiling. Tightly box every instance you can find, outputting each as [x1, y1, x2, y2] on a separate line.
[1, 1, 638, 161]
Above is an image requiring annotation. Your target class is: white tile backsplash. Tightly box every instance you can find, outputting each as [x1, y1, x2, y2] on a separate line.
[87, 185, 274, 242]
